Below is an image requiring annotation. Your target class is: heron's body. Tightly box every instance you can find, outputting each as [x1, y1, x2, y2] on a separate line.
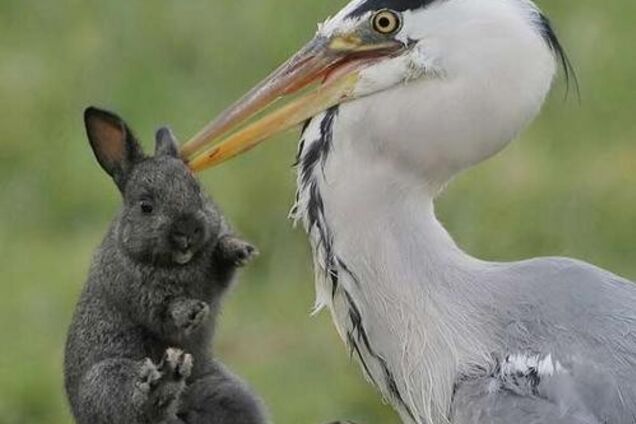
[293, 126, 636, 421]
[183, 0, 636, 421]
[290, 2, 636, 422]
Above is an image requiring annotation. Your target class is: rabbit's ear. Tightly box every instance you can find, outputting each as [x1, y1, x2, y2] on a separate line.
[84, 107, 144, 190]
[155, 126, 179, 158]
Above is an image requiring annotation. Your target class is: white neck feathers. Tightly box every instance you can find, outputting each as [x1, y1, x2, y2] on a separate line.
[293, 113, 497, 422]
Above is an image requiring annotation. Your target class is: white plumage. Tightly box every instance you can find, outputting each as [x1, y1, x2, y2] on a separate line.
[293, 1, 558, 421]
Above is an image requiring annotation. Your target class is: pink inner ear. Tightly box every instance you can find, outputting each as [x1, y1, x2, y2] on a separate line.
[92, 119, 126, 164]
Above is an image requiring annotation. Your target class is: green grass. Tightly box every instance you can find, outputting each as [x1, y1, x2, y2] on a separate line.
[0, 1, 634, 423]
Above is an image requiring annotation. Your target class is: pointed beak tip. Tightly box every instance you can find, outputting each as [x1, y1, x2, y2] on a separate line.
[182, 35, 402, 172]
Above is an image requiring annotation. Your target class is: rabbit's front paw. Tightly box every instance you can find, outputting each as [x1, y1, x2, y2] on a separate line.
[170, 299, 210, 336]
[217, 236, 258, 267]
[136, 358, 162, 395]
[134, 349, 192, 421]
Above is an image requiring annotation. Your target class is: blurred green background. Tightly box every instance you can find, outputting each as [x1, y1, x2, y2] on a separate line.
[0, 0, 634, 423]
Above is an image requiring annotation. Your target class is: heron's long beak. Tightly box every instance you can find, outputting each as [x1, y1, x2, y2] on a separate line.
[182, 34, 403, 171]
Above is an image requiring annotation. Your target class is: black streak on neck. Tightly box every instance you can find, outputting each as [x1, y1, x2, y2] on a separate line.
[343, 289, 420, 423]
[294, 107, 420, 423]
[296, 106, 340, 293]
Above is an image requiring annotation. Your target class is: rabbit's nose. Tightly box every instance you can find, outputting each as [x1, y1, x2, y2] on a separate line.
[171, 234, 191, 251]
[171, 215, 204, 250]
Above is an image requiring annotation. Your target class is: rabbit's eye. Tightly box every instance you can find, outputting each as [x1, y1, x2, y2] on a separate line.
[140, 200, 154, 215]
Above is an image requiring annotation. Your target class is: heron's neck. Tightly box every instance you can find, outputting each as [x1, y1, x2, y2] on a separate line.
[322, 156, 481, 299]
[295, 115, 494, 422]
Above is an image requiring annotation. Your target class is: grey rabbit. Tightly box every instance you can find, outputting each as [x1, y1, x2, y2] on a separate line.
[64, 107, 268, 424]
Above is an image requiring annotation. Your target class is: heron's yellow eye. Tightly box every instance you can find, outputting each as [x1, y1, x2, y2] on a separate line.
[371, 10, 401, 35]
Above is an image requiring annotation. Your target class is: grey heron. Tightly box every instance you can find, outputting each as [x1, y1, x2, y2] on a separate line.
[181, 0, 636, 422]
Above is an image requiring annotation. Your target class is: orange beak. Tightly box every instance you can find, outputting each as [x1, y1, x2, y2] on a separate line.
[180, 33, 403, 171]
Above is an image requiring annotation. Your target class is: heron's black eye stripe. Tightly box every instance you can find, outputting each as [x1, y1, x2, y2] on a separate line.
[347, 0, 438, 19]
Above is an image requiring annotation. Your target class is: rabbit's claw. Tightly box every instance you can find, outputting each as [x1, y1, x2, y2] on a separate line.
[159, 348, 193, 381]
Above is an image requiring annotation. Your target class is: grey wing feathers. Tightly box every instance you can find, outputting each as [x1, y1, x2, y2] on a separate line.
[451, 353, 636, 424]
[451, 374, 601, 424]
[453, 257, 636, 423]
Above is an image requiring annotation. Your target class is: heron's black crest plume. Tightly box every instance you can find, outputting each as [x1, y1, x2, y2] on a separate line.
[536, 13, 580, 100]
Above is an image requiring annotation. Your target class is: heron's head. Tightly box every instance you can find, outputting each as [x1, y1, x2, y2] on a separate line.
[183, 0, 569, 180]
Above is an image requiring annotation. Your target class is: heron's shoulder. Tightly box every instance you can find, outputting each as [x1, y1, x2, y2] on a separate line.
[486, 256, 636, 343]
[496, 256, 634, 292]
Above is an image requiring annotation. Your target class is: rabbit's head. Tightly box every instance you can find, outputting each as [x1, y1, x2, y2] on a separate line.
[84, 107, 222, 266]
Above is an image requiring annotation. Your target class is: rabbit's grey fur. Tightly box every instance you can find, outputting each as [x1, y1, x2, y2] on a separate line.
[64, 107, 267, 424]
